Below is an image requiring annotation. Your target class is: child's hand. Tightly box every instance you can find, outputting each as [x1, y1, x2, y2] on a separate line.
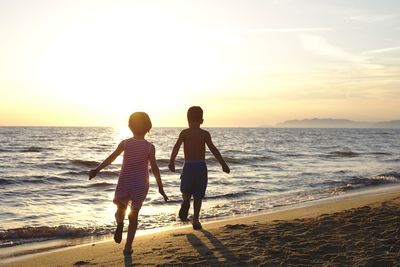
[222, 164, 230, 174]
[159, 189, 169, 202]
[168, 162, 175, 172]
[88, 169, 98, 180]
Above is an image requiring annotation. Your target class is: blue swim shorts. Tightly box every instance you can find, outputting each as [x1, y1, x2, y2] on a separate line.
[180, 161, 208, 199]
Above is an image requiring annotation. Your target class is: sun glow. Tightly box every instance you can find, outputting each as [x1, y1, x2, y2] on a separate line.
[29, 7, 227, 127]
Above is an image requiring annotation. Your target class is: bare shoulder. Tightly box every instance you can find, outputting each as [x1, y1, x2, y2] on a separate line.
[181, 128, 190, 134]
[201, 128, 211, 138]
[148, 142, 155, 150]
[180, 129, 190, 137]
[117, 140, 126, 149]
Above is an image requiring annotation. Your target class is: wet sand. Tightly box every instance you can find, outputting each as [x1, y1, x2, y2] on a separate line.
[2, 189, 400, 266]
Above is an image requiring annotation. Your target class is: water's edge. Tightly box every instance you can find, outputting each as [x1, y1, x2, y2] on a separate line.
[2, 183, 399, 264]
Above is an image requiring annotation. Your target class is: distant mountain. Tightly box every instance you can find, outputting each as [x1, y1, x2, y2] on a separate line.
[276, 118, 400, 128]
[372, 120, 400, 128]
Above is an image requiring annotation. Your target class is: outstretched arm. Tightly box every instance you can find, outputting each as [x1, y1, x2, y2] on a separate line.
[149, 144, 168, 202]
[89, 141, 125, 180]
[205, 132, 230, 173]
[168, 132, 184, 172]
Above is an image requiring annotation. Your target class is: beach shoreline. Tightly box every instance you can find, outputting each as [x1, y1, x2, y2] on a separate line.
[2, 184, 399, 266]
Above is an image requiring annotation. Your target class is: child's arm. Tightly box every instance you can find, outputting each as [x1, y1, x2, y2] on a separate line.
[149, 144, 168, 202]
[205, 132, 230, 174]
[88, 141, 125, 180]
[168, 131, 184, 172]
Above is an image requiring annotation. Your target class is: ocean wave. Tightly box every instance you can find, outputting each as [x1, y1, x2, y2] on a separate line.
[38, 162, 67, 169]
[212, 156, 243, 164]
[48, 176, 72, 183]
[99, 170, 120, 176]
[0, 147, 51, 153]
[21, 147, 57, 153]
[332, 172, 400, 192]
[366, 152, 392, 156]
[156, 159, 184, 165]
[282, 153, 306, 158]
[0, 225, 112, 247]
[149, 198, 182, 204]
[87, 144, 112, 149]
[35, 138, 55, 141]
[70, 160, 99, 168]
[58, 182, 116, 191]
[328, 148, 358, 158]
[0, 175, 71, 186]
[61, 170, 88, 176]
[208, 155, 276, 164]
[156, 155, 276, 165]
[311, 171, 400, 193]
[383, 158, 400, 163]
[0, 178, 14, 185]
[62, 170, 120, 177]
[147, 191, 253, 205]
[86, 182, 115, 188]
[373, 172, 400, 181]
[20, 147, 45, 153]
[206, 191, 253, 200]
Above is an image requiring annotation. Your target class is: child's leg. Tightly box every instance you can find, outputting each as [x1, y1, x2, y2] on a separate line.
[182, 193, 191, 206]
[192, 198, 203, 230]
[115, 203, 127, 224]
[124, 207, 140, 251]
[192, 162, 207, 226]
[114, 203, 127, 244]
[193, 198, 202, 222]
[179, 193, 191, 221]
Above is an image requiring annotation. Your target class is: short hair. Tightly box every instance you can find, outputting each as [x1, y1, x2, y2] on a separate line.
[128, 112, 152, 135]
[187, 106, 203, 123]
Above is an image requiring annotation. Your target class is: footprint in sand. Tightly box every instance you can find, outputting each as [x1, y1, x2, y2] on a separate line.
[166, 248, 180, 253]
[224, 224, 247, 230]
[73, 260, 92, 266]
[172, 233, 185, 237]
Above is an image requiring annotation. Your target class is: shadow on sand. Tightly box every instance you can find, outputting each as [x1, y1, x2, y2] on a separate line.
[186, 229, 243, 265]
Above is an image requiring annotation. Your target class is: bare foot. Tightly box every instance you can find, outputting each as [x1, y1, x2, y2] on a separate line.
[192, 220, 202, 230]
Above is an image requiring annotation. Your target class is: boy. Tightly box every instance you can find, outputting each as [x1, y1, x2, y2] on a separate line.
[169, 106, 230, 230]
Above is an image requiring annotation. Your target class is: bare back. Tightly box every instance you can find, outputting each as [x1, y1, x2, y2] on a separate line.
[181, 128, 210, 160]
[169, 124, 229, 174]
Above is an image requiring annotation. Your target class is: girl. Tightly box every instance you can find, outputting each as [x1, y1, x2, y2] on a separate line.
[89, 112, 168, 255]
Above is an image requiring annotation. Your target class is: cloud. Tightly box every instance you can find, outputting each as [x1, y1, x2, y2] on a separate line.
[299, 35, 387, 70]
[235, 27, 333, 33]
[300, 34, 362, 62]
[362, 46, 400, 55]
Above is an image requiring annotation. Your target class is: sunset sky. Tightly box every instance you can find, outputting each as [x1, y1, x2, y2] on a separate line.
[1, 0, 399, 127]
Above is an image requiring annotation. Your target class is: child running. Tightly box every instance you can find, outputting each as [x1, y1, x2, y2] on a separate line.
[169, 106, 230, 230]
[89, 112, 168, 255]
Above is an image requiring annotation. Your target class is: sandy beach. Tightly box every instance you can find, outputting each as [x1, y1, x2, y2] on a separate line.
[2, 187, 399, 267]
[2, 0, 400, 265]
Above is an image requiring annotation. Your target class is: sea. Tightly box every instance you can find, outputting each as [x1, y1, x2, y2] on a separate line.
[1, 127, 400, 252]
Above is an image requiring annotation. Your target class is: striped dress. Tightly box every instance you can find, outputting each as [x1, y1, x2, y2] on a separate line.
[113, 138, 152, 209]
